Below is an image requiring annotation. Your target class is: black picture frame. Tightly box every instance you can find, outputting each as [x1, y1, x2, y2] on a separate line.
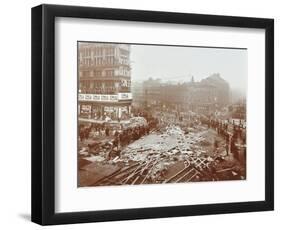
[31, 4, 274, 225]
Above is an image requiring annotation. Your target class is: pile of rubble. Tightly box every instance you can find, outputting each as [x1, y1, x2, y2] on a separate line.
[79, 123, 247, 186]
[116, 125, 214, 180]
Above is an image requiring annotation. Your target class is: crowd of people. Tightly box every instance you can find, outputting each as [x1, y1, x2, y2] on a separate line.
[205, 118, 246, 142]
[201, 117, 246, 161]
[79, 115, 159, 154]
[114, 125, 150, 149]
[79, 104, 246, 164]
[80, 110, 131, 122]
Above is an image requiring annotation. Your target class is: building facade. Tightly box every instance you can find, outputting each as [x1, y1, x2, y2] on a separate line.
[141, 73, 230, 115]
[78, 43, 132, 120]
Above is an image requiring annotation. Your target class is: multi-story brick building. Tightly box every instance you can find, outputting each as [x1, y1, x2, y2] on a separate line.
[140, 73, 230, 115]
[78, 42, 132, 120]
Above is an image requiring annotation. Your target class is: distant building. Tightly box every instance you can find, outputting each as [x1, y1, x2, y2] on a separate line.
[186, 73, 230, 114]
[131, 81, 145, 107]
[143, 78, 162, 108]
[78, 43, 132, 120]
[141, 73, 230, 115]
[230, 99, 246, 120]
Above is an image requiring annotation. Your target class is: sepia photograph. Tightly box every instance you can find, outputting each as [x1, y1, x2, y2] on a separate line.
[77, 42, 247, 187]
[31, 4, 274, 225]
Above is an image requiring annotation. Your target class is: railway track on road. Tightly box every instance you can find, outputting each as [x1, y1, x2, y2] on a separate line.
[92, 159, 158, 186]
[163, 161, 201, 183]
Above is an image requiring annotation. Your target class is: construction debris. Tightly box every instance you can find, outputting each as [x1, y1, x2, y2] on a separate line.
[79, 123, 245, 187]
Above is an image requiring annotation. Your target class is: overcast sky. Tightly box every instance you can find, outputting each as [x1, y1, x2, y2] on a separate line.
[130, 44, 247, 93]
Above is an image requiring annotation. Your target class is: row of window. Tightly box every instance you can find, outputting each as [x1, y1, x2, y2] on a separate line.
[80, 57, 130, 67]
[80, 56, 116, 66]
[80, 47, 130, 58]
[80, 46, 116, 57]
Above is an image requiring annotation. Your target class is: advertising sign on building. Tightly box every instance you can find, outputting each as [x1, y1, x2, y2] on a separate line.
[118, 93, 132, 100]
[79, 94, 118, 102]
[79, 93, 132, 102]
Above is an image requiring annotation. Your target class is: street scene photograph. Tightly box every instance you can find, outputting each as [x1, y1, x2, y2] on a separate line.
[77, 42, 247, 187]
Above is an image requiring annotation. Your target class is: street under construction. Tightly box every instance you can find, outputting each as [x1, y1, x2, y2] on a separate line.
[79, 119, 246, 187]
